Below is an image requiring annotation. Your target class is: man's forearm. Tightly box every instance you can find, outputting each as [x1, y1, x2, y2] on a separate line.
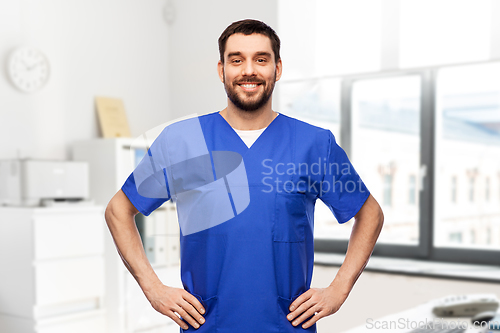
[104, 190, 162, 294]
[104, 191, 206, 329]
[286, 195, 383, 329]
[330, 194, 384, 294]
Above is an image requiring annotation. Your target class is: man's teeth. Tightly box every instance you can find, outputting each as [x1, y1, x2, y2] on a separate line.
[241, 84, 258, 88]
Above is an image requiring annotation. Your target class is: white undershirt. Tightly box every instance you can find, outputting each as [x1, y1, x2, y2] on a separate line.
[233, 127, 267, 148]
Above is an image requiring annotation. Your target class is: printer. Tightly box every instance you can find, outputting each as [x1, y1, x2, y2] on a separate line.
[0, 160, 89, 206]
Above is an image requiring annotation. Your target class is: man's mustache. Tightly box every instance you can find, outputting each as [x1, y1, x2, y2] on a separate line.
[234, 78, 265, 84]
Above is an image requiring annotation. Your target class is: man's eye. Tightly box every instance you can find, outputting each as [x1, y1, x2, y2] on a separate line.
[232, 59, 242, 64]
[257, 59, 266, 63]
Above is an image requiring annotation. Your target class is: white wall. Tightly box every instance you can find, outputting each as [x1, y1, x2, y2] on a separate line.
[0, 0, 170, 160]
[167, 0, 278, 120]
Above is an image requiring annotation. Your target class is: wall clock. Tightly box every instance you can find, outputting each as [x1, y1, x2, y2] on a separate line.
[8, 46, 50, 93]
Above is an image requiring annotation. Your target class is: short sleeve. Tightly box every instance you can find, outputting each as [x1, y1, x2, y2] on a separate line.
[121, 131, 171, 216]
[120, 116, 211, 216]
[318, 131, 370, 223]
[122, 171, 169, 216]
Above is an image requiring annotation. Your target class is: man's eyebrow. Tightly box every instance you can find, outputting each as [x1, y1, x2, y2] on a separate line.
[226, 51, 272, 58]
[255, 52, 272, 58]
[227, 51, 242, 58]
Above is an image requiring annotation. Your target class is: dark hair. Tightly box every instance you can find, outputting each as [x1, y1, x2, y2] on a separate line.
[218, 19, 281, 64]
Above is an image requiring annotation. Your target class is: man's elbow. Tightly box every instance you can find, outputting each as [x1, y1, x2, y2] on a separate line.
[360, 194, 384, 235]
[104, 190, 138, 227]
[104, 197, 118, 227]
[375, 203, 384, 234]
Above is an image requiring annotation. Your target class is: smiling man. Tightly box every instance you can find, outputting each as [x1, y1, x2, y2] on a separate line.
[221, 33, 278, 113]
[105, 19, 384, 332]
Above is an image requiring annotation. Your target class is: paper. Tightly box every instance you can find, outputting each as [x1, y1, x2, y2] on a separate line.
[95, 96, 131, 138]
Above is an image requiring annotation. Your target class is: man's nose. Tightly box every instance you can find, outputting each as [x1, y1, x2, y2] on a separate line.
[241, 61, 257, 76]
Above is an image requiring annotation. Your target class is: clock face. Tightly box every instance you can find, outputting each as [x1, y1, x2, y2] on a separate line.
[8, 47, 50, 93]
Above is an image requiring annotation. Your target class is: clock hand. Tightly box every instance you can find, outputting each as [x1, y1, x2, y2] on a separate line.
[27, 61, 44, 70]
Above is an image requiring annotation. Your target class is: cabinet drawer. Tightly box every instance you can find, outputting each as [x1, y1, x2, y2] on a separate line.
[37, 310, 106, 333]
[35, 257, 104, 307]
[134, 323, 178, 333]
[34, 211, 104, 260]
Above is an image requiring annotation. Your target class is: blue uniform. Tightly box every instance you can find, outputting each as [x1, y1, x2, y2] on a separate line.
[122, 112, 369, 332]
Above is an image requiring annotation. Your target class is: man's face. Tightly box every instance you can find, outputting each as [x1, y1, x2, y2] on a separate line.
[218, 33, 282, 112]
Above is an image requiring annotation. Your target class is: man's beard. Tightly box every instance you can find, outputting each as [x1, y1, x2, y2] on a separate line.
[224, 71, 276, 112]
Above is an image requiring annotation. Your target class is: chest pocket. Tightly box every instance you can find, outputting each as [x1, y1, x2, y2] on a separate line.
[273, 192, 308, 242]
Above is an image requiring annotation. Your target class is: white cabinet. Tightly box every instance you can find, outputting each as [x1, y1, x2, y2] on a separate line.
[73, 138, 181, 333]
[0, 206, 106, 333]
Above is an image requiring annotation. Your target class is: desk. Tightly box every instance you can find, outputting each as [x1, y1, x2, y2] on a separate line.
[343, 298, 499, 333]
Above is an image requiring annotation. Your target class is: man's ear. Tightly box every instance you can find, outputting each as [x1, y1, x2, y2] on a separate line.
[217, 60, 224, 83]
[275, 59, 283, 82]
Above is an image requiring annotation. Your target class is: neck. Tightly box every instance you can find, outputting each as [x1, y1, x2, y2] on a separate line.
[220, 98, 277, 130]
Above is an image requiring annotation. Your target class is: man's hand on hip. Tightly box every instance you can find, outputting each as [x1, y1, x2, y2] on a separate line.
[145, 283, 206, 330]
[286, 286, 347, 329]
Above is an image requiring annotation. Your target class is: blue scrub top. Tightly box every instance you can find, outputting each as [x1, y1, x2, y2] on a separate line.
[122, 112, 370, 333]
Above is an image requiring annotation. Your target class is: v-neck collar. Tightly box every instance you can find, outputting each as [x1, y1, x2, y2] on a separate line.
[216, 111, 282, 154]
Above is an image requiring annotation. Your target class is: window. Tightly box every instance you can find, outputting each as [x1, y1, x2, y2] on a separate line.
[278, 78, 341, 138]
[307, 65, 500, 262]
[485, 177, 490, 202]
[468, 176, 475, 203]
[408, 175, 416, 205]
[451, 176, 457, 203]
[383, 174, 393, 207]
[449, 232, 462, 244]
[351, 75, 421, 245]
[470, 230, 476, 244]
[435, 63, 500, 251]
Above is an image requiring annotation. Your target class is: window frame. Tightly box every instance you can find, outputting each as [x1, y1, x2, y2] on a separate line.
[313, 62, 500, 266]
